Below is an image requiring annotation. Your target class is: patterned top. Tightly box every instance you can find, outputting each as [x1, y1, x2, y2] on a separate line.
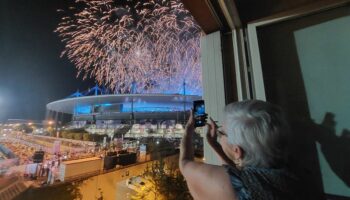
[224, 165, 298, 200]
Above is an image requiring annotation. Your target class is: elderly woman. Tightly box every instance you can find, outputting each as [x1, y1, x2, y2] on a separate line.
[179, 100, 298, 200]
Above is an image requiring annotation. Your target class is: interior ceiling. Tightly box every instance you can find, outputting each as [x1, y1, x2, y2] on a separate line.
[235, 0, 325, 23]
[181, 0, 222, 33]
[182, 0, 324, 34]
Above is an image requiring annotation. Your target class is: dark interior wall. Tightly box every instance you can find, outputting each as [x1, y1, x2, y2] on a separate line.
[256, 5, 350, 199]
[221, 32, 239, 104]
[235, 0, 325, 23]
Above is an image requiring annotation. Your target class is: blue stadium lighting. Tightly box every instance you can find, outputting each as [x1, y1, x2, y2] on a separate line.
[96, 103, 112, 107]
[74, 105, 92, 114]
[52, 85, 201, 117]
[121, 102, 189, 112]
[183, 89, 201, 96]
[73, 102, 190, 114]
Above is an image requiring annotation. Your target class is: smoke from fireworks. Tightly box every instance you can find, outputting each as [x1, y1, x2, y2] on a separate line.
[55, 0, 202, 95]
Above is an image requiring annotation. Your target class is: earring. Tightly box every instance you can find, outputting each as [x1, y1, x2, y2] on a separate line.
[233, 158, 242, 168]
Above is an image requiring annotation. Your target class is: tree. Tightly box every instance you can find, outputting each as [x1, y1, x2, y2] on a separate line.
[73, 132, 83, 140]
[46, 127, 54, 136]
[83, 133, 90, 141]
[131, 157, 192, 200]
[66, 132, 73, 139]
[61, 131, 68, 139]
[14, 180, 83, 200]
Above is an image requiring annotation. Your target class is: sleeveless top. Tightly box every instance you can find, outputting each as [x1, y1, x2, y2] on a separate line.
[223, 165, 298, 200]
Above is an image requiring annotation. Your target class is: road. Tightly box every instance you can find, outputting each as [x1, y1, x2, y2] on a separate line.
[78, 155, 179, 200]
[115, 180, 135, 200]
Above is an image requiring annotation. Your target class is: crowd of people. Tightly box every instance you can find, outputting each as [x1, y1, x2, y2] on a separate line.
[23, 153, 64, 185]
[0, 129, 180, 186]
[0, 133, 99, 185]
[0, 141, 38, 165]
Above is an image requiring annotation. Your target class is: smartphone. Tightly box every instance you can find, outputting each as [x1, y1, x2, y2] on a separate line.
[193, 100, 206, 127]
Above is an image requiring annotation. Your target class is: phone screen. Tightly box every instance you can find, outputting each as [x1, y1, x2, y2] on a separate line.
[193, 100, 206, 127]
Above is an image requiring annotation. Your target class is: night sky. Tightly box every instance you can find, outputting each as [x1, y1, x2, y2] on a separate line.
[0, 0, 95, 122]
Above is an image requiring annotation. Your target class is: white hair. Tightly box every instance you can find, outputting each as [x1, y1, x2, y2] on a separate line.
[223, 100, 289, 168]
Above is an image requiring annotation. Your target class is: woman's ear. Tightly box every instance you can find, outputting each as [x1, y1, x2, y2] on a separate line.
[232, 145, 243, 160]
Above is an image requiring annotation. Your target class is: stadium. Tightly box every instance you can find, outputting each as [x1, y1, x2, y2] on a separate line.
[46, 85, 202, 138]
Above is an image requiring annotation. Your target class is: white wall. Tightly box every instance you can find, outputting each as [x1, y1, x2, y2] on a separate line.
[294, 15, 350, 196]
[200, 31, 226, 165]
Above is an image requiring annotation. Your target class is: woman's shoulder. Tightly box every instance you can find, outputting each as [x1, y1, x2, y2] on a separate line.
[181, 162, 238, 200]
[223, 165, 299, 200]
[223, 164, 297, 182]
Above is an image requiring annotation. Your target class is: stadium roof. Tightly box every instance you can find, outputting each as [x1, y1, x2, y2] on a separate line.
[46, 94, 201, 114]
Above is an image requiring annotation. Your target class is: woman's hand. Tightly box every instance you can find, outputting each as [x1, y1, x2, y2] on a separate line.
[206, 118, 235, 167]
[185, 109, 195, 136]
[180, 110, 196, 172]
[206, 117, 219, 147]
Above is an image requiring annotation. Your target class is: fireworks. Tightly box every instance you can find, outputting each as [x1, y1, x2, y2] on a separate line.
[55, 0, 202, 95]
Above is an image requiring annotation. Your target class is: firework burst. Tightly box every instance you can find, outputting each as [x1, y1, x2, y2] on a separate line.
[55, 0, 202, 95]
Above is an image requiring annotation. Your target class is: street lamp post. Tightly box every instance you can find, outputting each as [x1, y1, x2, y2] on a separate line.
[183, 80, 186, 123]
[130, 80, 137, 125]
